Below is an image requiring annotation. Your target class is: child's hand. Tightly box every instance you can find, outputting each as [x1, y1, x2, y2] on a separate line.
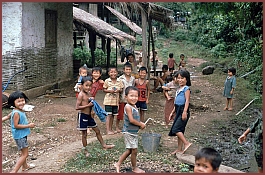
[140, 122, 146, 129]
[87, 102, 94, 107]
[238, 134, 246, 144]
[146, 98, 149, 104]
[167, 97, 172, 101]
[28, 123, 35, 128]
[182, 111, 187, 121]
[230, 90, 234, 95]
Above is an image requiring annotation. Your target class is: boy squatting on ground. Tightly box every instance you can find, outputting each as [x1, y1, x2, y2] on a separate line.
[75, 76, 114, 156]
[117, 62, 135, 132]
[103, 67, 124, 135]
[194, 147, 222, 173]
[114, 86, 146, 173]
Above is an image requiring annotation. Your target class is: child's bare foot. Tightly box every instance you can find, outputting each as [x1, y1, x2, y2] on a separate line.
[103, 144, 115, 150]
[223, 107, 228, 111]
[107, 131, 115, 135]
[228, 108, 233, 111]
[22, 163, 35, 171]
[132, 167, 145, 173]
[116, 129, 122, 133]
[114, 163, 121, 173]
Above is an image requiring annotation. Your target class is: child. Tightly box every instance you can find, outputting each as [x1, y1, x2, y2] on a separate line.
[103, 67, 124, 135]
[194, 147, 222, 173]
[162, 74, 179, 128]
[168, 70, 192, 154]
[126, 53, 139, 79]
[74, 66, 88, 98]
[178, 54, 186, 70]
[90, 66, 104, 99]
[223, 67, 236, 111]
[117, 62, 135, 133]
[238, 111, 263, 173]
[167, 53, 178, 73]
[135, 66, 150, 122]
[152, 64, 171, 92]
[7, 91, 36, 173]
[114, 86, 146, 173]
[76, 76, 115, 156]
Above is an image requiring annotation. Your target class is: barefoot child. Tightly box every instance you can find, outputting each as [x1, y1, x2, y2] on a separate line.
[168, 70, 192, 154]
[114, 86, 146, 173]
[135, 66, 150, 122]
[194, 147, 222, 173]
[103, 67, 124, 135]
[8, 91, 36, 173]
[76, 76, 115, 156]
[117, 62, 135, 133]
[223, 67, 236, 111]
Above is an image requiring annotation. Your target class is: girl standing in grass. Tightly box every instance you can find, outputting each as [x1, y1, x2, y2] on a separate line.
[223, 67, 236, 111]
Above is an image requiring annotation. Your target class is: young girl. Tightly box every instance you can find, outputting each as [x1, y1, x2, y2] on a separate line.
[8, 91, 36, 173]
[168, 70, 192, 154]
[114, 86, 146, 173]
[162, 74, 179, 128]
[178, 54, 186, 70]
[223, 67, 236, 111]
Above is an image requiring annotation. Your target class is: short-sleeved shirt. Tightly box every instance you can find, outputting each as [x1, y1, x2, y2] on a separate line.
[174, 85, 190, 105]
[103, 78, 124, 106]
[119, 74, 135, 103]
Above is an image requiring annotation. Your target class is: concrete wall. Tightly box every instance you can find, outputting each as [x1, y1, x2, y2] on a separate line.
[2, 2, 74, 97]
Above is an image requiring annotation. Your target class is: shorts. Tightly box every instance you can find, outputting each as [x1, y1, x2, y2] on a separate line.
[15, 136, 28, 150]
[136, 101, 148, 110]
[123, 132, 138, 149]
[77, 112, 97, 130]
[117, 102, 126, 120]
[105, 105, 118, 115]
[169, 67, 174, 71]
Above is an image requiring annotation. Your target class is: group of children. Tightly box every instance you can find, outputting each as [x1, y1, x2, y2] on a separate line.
[2, 52, 262, 173]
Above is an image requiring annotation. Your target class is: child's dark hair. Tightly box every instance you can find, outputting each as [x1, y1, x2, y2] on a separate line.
[108, 67, 117, 72]
[79, 66, 87, 73]
[92, 67, 102, 74]
[165, 74, 173, 83]
[124, 62, 132, 69]
[81, 76, 93, 85]
[195, 147, 222, 171]
[126, 53, 134, 58]
[8, 90, 29, 107]
[174, 70, 191, 86]
[138, 66, 147, 73]
[169, 53, 174, 58]
[125, 86, 139, 96]
[228, 67, 236, 75]
[180, 54, 185, 58]
[162, 65, 168, 70]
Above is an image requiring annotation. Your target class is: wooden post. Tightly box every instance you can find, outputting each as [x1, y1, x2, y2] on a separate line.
[73, 31, 77, 48]
[89, 30, 96, 67]
[141, 10, 147, 67]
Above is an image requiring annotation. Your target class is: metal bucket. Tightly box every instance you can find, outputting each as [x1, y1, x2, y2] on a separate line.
[141, 133, 161, 152]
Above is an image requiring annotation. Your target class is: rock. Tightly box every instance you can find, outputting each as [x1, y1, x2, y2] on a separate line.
[202, 66, 215, 75]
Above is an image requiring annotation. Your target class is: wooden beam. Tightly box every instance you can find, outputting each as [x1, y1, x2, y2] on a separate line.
[141, 10, 147, 67]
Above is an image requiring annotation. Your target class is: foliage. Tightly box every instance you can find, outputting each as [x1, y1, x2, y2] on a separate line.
[73, 47, 91, 65]
[178, 163, 192, 172]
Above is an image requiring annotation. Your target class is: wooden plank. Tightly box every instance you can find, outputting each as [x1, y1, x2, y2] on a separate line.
[175, 153, 245, 173]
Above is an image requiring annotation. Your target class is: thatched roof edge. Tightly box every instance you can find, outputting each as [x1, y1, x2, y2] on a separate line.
[73, 7, 136, 42]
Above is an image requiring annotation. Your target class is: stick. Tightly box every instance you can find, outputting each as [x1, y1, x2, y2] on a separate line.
[138, 118, 154, 133]
[235, 98, 258, 116]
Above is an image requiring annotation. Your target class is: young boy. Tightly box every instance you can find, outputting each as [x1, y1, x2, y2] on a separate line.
[103, 67, 124, 135]
[117, 62, 135, 132]
[74, 66, 88, 98]
[114, 86, 146, 173]
[167, 53, 177, 73]
[135, 66, 150, 122]
[238, 111, 263, 173]
[152, 64, 171, 92]
[90, 66, 104, 98]
[194, 147, 222, 173]
[75, 76, 114, 156]
[179, 54, 186, 70]
[126, 53, 139, 79]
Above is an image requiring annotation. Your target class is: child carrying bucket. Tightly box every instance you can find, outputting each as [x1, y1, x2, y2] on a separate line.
[114, 86, 146, 173]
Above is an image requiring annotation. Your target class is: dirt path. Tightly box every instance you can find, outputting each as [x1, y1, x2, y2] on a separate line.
[2, 57, 246, 173]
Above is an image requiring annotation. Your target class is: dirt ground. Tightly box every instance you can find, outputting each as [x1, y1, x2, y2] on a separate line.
[1, 57, 255, 173]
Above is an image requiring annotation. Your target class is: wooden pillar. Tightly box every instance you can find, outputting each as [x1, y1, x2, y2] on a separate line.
[89, 30, 96, 67]
[141, 10, 147, 68]
[73, 31, 77, 48]
[106, 5, 111, 74]
[101, 3, 106, 52]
